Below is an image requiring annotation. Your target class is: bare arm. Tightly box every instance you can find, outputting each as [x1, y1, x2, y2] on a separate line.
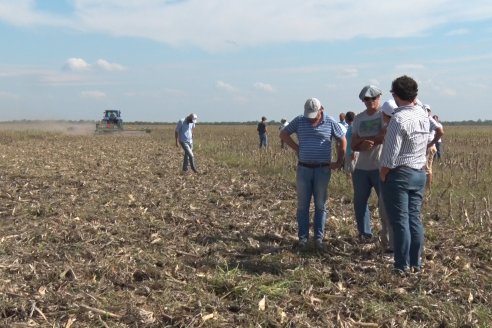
[428, 127, 443, 147]
[331, 136, 346, 169]
[352, 133, 375, 151]
[279, 129, 299, 155]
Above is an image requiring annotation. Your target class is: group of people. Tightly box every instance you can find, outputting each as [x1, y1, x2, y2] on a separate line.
[175, 75, 444, 274]
[280, 75, 444, 274]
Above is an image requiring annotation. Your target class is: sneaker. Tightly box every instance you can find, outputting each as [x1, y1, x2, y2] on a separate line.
[314, 239, 326, 252]
[359, 234, 374, 243]
[392, 267, 408, 276]
[297, 239, 308, 251]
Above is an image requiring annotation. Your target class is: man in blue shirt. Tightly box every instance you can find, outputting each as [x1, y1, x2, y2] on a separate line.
[280, 98, 346, 250]
[175, 113, 198, 173]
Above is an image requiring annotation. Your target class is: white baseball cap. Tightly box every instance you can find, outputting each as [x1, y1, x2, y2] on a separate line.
[304, 98, 322, 119]
[381, 99, 397, 117]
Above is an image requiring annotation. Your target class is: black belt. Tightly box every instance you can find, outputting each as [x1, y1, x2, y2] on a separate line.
[298, 162, 330, 168]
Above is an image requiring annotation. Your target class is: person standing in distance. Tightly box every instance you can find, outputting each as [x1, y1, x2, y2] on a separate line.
[278, 118, 289, 149]
[280, 98, 346, 250]
[380, 75, 429, 273]
[257, 116, 268, 148]
[175, 113, 198, 173]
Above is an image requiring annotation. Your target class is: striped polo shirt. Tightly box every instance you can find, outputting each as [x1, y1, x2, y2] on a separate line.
[284, 113, 345, 163]
[380, 105, 430, 170]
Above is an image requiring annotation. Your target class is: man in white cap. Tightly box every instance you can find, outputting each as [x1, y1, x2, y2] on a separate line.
[351, 85, 389, 246]
[175, 113, 198, 173]
[381, 99, 397, 125]
[280, 98, 346, 251]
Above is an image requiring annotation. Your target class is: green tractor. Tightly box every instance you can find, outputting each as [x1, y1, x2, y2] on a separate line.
[95, 110, 123, 133]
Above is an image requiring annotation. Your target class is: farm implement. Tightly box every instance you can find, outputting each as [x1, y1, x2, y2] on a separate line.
[95, 110, 150, 135]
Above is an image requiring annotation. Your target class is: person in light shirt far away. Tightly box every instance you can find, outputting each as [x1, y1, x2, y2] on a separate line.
[175, 113, 198, 173]
[278, 118, 289, 149]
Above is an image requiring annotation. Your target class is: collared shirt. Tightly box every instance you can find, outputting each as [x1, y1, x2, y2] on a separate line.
[284, 113, 345, 163]
[175, 118, 195, 143]
[380, 105, 430, 170]
[428, 115, 442, 142]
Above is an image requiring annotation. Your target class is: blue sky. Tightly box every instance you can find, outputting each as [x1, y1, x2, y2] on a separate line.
[1, 1, 492, 122]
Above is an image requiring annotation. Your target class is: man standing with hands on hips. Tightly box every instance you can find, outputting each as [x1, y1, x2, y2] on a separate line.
[380, 76, 429, 274]
[280, 98, 346, 251]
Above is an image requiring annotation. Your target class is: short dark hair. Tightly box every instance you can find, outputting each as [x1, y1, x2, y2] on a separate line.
[391, 75, 418, 101]
[345, 111, 355, 123]
[261, 116, 267, 121]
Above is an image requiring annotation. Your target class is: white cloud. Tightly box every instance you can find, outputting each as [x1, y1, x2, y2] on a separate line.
[62, 58, 125, 72]
[80, 90, 106, 99]
[216, 80, 236, 92]
[446, 28, 469, 36]
[339, 68, 358, 78]
[95, 59, 126, 72]
[2, 1, 492, 51]
[0, 90, 19, 99]
[368, 79, 380, 86]
[63, 58, 91, 71]
[253, 82, 274, 93]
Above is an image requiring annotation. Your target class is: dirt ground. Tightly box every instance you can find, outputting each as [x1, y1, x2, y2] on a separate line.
[0, 123, 490, 327]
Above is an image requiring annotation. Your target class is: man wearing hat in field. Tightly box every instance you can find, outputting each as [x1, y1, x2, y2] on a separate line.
[175, 113, 198, 173]
[280, 98, 346, 251]
[351, 85, 390, 249]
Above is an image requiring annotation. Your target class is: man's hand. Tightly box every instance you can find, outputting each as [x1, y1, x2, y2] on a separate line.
[330, 162, 343, 170]
[360, 140, 375, 151]
[380, 167, 390, 182]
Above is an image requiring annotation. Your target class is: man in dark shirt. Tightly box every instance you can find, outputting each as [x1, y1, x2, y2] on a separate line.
[257, 116, 268, 148]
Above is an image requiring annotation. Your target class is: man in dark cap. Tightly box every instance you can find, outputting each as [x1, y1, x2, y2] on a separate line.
[351, 85, 390, 249]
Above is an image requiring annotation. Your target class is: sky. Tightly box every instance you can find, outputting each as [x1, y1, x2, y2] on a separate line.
[1, 1, 492, 123]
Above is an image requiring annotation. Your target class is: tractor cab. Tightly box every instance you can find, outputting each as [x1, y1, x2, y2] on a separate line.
[102, 110, 122, 125]
[96, 109, 123, 132]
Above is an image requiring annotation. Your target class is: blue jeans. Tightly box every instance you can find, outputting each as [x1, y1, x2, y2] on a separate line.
[259, 133, 268, 148]
[434, 142, 442, 160]
[352, 169, 381, 237]
[296, 165, 331, 242]
[382, 166, 426, 271]
[179, 141, 197, 172]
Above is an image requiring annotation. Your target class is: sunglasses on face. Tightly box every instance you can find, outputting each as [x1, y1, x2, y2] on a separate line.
[363, 96, 379, 102]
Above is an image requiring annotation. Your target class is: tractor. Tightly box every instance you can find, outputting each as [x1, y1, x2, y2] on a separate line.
[95, 110, 123, 133]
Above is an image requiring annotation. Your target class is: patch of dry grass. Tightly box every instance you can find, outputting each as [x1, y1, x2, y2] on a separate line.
[0, 123, 490, 327]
